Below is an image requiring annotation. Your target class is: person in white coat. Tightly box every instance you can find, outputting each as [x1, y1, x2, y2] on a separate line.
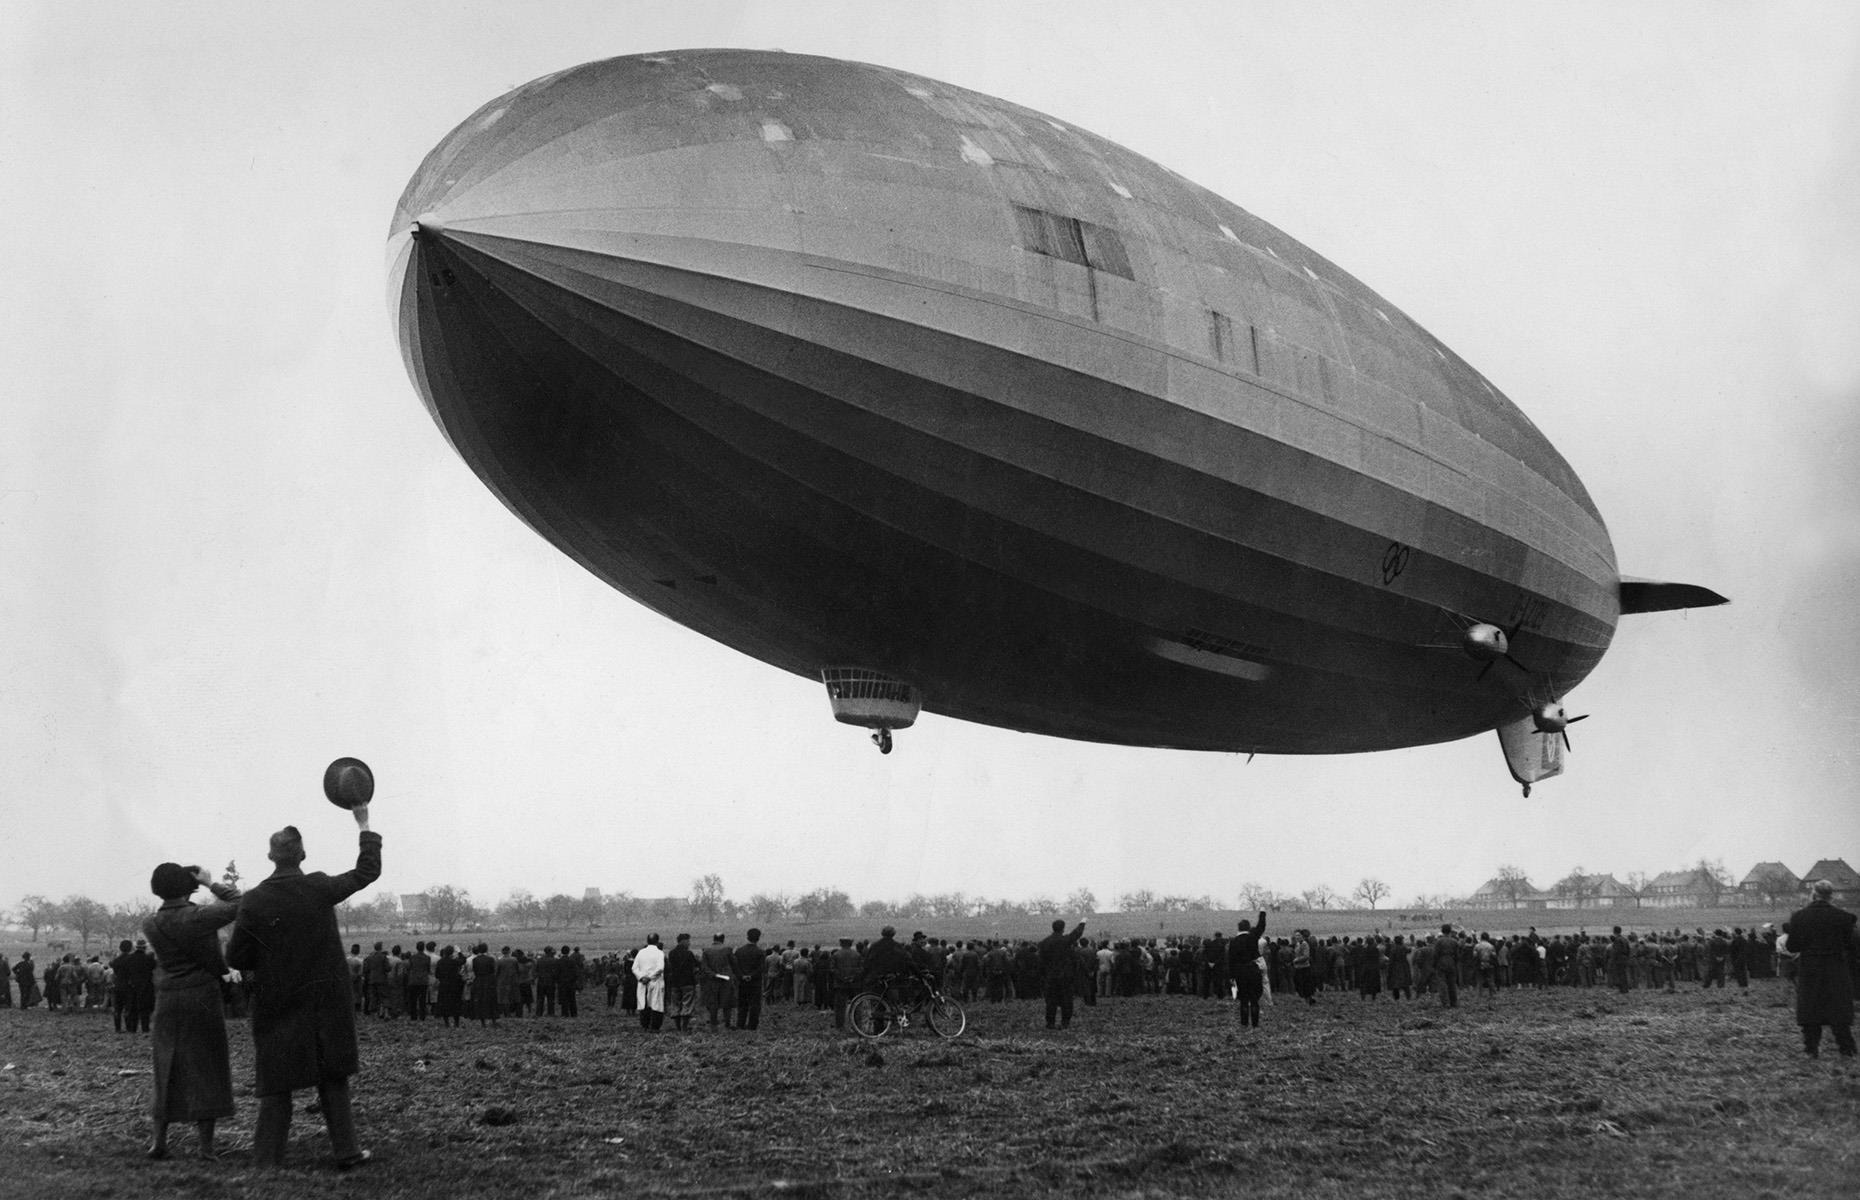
[632, 935, 666, 1031]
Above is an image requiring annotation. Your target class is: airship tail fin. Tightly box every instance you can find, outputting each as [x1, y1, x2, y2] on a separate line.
[1497, 714, 1564, 797]
[1618, 578, 1729, 614]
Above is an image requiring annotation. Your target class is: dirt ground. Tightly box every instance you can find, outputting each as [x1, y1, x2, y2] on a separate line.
[3, 972, 1855, 1199]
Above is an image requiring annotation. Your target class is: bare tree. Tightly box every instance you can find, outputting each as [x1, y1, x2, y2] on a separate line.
[571, 893, 605, 929]
[1694, 857, 1735, 906]
[104, 900, 155, 944]
[60, 895, 109, 951]
[1551, 867, 1595, 908]
[747, 893, 789, 922]
[17, 895, 60, 943]
[1064, 888, 1098, 915]
[498, 890, 543, 929]
[688, 874, 725, 923]
[1624, 872, 1651, 909]
[422, 885, 477, 933]
[1492, 865, 1533, 908]
[603, 892, 647, 924]
[542, 893, 577, 931]
[1352, 878, 1391, 910]
[927, 892, 972, 920]
[342, 894, 399, 933]
[818, 888, 855, 921]
[1117, 889, 1158, 912]
[1301, 884, 1338, 911]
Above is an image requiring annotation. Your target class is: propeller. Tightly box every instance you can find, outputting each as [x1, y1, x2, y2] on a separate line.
[1532, 700, 1590, 750]
[1462, 619, 1532, 681]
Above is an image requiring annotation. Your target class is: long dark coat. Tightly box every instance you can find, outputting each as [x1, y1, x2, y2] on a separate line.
[225, 833, 381, 1095]
[434, 951, 464, 1018]
[13, 958, 39, 1006]
[1227, 914, 1268, 1001]
[143, 896, 239, 1121]
[1786, 899, 1857, 1028]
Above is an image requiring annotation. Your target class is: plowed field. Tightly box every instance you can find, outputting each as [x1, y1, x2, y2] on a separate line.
[2, 978, 1853, 1198]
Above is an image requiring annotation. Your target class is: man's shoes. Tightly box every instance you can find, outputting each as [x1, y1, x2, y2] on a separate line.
[337, 1150, 372, 1170]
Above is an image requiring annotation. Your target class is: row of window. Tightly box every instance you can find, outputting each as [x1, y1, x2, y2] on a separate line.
[1179, 627, 1269, 663]
[1012, 204, 1260, 376]
[1012, 204, 1134, 279]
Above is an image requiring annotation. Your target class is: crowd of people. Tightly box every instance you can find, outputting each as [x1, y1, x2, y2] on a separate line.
[115, 901, 1840, 1045]
[0, 919, 1784, 1020]
[8, 910, 1852, 1030]
[6, 862, 1855, 1170]
[3, 942, 160, 1030]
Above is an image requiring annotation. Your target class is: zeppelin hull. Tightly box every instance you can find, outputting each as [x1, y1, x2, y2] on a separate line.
[391, 50, 1623, 754]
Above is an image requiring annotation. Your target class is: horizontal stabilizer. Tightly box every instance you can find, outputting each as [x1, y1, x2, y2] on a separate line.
[1619, 578, 1729, 614]
[1497, 714, 1563, 795]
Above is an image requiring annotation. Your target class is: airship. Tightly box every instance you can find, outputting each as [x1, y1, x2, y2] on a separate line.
[388, 49, 1723, 793]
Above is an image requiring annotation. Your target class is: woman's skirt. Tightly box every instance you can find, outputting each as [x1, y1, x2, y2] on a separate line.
[473, 981, 500, 1022]
[150, 984, 234, 1121]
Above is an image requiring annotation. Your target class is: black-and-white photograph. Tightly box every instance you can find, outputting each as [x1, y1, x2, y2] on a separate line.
[4, 3, 1856, 1195]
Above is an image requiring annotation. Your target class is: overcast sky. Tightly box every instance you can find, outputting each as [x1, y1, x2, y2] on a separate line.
[5, 3, 1856, 916]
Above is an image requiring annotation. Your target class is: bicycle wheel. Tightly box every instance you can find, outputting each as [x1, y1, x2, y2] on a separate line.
[926, 994, 966, 1039]
[847, 992, 892, 1039]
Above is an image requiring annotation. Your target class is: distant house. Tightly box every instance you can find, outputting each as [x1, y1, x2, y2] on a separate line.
[1544, 873, 1634, 909]
[1738, 862, 1801, 906]
[1799, 859, 1860, 904]
[1641, 868, 1733, 908]
[1467, 875, 1548, 910]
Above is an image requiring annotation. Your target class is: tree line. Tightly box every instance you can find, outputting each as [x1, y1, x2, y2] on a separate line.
[9, 862, 246, 951]
[6, 855, 1801, 948]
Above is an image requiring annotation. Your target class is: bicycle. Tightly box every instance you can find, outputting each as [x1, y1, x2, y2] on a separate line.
[846, 972, 966, 1039]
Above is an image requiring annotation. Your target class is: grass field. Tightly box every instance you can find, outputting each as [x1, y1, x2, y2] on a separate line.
[2, 951, 1853, 1200]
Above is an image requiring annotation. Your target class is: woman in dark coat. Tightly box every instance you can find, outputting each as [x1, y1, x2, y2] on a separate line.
[494, 947, 520, 1016]
[141, 863, 240, 1160]
[1355, 937, 1384, 1000]
[434, 946, 465, 1026]
[470, 944, 499, 1025]
[1386, 936, 1413, 1000]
